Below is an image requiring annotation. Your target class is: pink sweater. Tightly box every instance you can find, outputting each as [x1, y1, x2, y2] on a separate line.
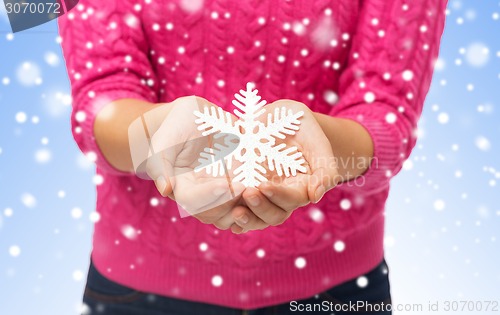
[58, 0, 447, 309]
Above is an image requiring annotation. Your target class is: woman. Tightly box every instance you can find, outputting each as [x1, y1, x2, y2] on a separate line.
[58, 0, 447, 314]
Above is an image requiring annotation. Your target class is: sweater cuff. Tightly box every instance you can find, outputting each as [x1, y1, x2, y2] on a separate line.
[330, 104, 406, 194]
[72, 89, 150, 176]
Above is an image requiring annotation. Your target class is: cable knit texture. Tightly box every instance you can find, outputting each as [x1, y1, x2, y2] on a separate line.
[58, 0, 447, 309]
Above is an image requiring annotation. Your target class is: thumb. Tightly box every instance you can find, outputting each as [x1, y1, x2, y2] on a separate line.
[307, 156, 339, 203]
[154, 175, 174, 198]
[147, 151, 175, 198]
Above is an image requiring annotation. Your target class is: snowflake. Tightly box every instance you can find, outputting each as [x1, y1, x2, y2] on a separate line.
[193, 82, 306, 187]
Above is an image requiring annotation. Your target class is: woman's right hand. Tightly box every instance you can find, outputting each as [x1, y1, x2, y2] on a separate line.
[139, 96, 261, 231]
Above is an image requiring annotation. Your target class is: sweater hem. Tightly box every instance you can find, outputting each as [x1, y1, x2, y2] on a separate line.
[91, 214, 385, 309]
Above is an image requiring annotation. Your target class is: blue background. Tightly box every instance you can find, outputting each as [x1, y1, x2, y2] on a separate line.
[0, 0, 499, 314]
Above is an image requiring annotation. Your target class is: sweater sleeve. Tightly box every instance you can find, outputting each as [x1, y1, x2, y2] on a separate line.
[58, 0, 158, 175]
[329, 0, 448, 194]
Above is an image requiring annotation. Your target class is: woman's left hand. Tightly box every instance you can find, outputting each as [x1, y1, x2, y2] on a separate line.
[231, 100, 340, 233]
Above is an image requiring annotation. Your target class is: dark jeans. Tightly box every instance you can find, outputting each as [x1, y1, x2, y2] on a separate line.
[82, 258, 391, 315]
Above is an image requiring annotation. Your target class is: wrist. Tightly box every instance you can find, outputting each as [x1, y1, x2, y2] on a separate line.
[94, 99, 169, 173]
[312, 112, 374, 181]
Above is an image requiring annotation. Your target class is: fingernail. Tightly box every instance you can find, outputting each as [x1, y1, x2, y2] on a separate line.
[261, 189, 273, 198]
[156, 176, 167, 193]
[247, 195, 260, 207]
[236, 214, 249, 225]
[314, 185, 326, 203]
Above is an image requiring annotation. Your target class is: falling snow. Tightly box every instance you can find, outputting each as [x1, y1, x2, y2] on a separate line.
[4, 208, 13, 217]
[402, 70, 414, 81]
[72, 270, 84, 281]
[339, 199, 352, 210]
[44, 52, 60, 66]
[150, 198, 159, 206]
[199, 243, 208, 251]
[34, 148, 52, 164]
[9, 245, 21, 257]
[294, 257, 307, 269]
[433, 199, 446, 211]
[179, 0, 204, 13]
[333, 241, 345, 252]
[21, 193, 37, 208]
[323, 90, 338, 105]
[89, 212, 101, 223]
[256, 249, 266, 258]
[16, 61, 42, 86]
[364, 92, 376, 103]
[356, 276, 368, 288]
[121, 225, 138, 240]
[465, 42, 490, 67]
[0, 2, 499, 313]
[211, 275, 223, 287]
[475, 136, 491, 151]
[309, 207, 325, 223]
[385, 113, 397, 124]
[70, 207, 83, 219]
[92, 174, 104, 185]
[42, 91, 72, 117]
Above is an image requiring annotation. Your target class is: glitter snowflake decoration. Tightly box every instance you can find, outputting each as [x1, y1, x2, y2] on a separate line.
[193, 83, 307, 187]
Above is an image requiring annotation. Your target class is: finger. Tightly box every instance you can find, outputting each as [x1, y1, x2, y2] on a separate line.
[298, 118, 339, 203]
[146, 149, 177, 197]
[154, 176, 174, 198]
[307, 164, 340, 204]
[230, 223, 244, 234]
[186, 180, 244, 215]
[212, 211, 236, 230]
[147, 97, 202, 196]
[258, 181, 309, 212]
[230, 205, 270, 231]
[242, 187, 291, 226]
[213, 205, 266, 231]
[187, 184, 237, 224]
[193, 197, 235, 225]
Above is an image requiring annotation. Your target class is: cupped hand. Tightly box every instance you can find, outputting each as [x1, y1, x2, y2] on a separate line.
[141, 96, 261, 230]
[231, 100, 340, 233]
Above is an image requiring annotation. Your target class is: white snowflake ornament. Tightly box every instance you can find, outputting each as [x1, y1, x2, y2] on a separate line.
[194, 82, 307, 187]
